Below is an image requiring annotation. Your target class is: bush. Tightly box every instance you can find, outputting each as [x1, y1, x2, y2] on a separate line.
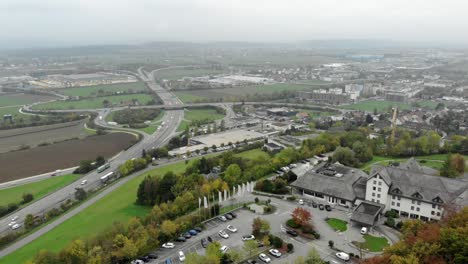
[385, 216, 395, 227]
[328, 240, 334, 248]
[254, 197, 259, 203]
[396, 221, 403, 230]
[287, 243, 294, 252]
[22, 193, 34, 204]
[312, 231, 320, 239]
[287, 196, 296, 201]
[269, 235, 283, 248]
[384, 210, 399, 219]
[286, 219, 300, 228]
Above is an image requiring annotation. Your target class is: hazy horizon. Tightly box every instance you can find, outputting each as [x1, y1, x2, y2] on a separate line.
[2, 0, 468, 49]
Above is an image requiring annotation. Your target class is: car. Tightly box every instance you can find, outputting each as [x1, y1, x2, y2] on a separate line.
[336, 252, 350, 261]
[298, 199, 304, 205]
[12, 223, 21, 230]
[147, 253, 158, 259]
[258, 253, 271, 263]
[360, 227, 368, 234]
[228, 212, 237, 218]
[165, 259, 173, 264]
[207, 236, 213, 243]
[218, 215, 227, 222]
[312, 201, 318, 208]
[201, 238, 208, 248]
[51, 169, 61, 176]
[11, 216, 19, 221]
[220, 245, 229, 254]
[175, 237, 186, 242]
[219, 230, 229, 239]
[227, 225, 237, 233]
[81, 179, 88, 185]
[242, 234, 255, 241]
[178, 251, 186, 262]
[246, 260, 257, 264]
[318, 204, 325, 210]
[131, 260, 144, 264]
[183, 232, 191, 239]
[162, 242, 175, 248]
[286, 229, 298, 237]
[194, 227, 203, 232]
[189, 229, 198, 236]
[8, 221, 16, 227]
[225, 214, 233, 220]
[269, 249, 282, 258]
[325, 205, 332, 211]
[138, 256, 150, 262]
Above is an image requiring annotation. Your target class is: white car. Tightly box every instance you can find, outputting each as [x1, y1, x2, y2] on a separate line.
[242, 234, 255, 241]
[131, 260, 144, 264]
[11, 216, 19, 221]
[162, 242, 175, 249]
[226, 225, 237, 233]
[298, 199, 304, 205]
[218, 230, 229, 239]
[8, 221, 16, 227]
[220, 245, 229, 254]
[178, 251, 185, 262]
[12, 223, 21, 230]
[269, 249, 282, 258]
[258, 253, 271, 263]
[336, 252, 350, 261]
[218, 215, 227, 222]
[360, 227, 368, 234]
[81, 180, 88, 185]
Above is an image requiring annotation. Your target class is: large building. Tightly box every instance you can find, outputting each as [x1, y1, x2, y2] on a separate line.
[291, 159, 468, 226]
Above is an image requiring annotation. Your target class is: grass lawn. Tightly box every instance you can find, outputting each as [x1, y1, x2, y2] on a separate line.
[0, 94, 46, 107]
[326, 218, 348, 232]
[234, 149, 270, 160]
[0, 106, 30, 124]
[356, 234, 389, 252]
[0, 161, 194, 264]
[359, 154, 468, 172]
[296, 79, 330, 85]
[0, 174, 80, 207]
[176, 120, 191, 132]
[57, 82, 147, 97]
[155, 68, 225, 80]
[106, 110, 165, 135]
[173, 92, 206, 103]
[33, 94, 155, 110]
[177, 107, 225, 131]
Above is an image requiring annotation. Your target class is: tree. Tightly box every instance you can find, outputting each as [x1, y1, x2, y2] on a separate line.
[332, 147, 358, 167]
[352, 141, 373, 163]
[292, 207, 312, 227]
[59, 239, 87, 264]
[160, 220, 178, 241]
[223, 164, 242, 187]
[22, 193, 34, 204]
[440, 154, 465, 178]
[24, 214, 35, 230]
[252, 217, 270, 237]
[243, 240, 258, 257]
[74, 188, 87, 201]
[34, 250, 61, 264]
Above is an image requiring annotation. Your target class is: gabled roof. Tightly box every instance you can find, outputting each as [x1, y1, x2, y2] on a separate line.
[368, 166, 392, 186]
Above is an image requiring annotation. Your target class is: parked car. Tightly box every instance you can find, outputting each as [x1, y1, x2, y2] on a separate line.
[183, 232, 191, 239]
[165, 259, 173, 264]
[242, 234, 255, 241]
[201, 238, 208, 248]
[218, 215, 227, 222]
[269, 249, 282, 258]
[138, 256, 150, 262]
[312, 201, 318, 208]
[189, 229, 198, 236]
[227, 225, 237, 233]
[175, 237, 186, 242]
[162, 242, 175, 248]
[228, 212, 237, 218]
[225, 214, 233, 220]
[318, 204, 325, 210]
[194, 227, 203, 232]
[336, 252, 350, 261]
[207, 236, 213, 242]
[298, 199, 304, 205]
[131, 260, 144, 264]
[258, 253, 271, 263]
[286, 229, 298, 237]
[360, 227, 368, 234]
[147, 253, 158, 259]
[219, 230, 229, 239]
[246, 260, 257, 264]
[179, 251, 186, 262]
[325, 205, 332, 211]
[220, 245, 229, 254]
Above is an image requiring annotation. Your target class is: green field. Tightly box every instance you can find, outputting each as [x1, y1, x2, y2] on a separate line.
[326, 218, 348, 232]
[234, 148, 270, 160]
[57, 82, 147, 97]
[33, 94, 155, 110]
[0, 174, 80, 207]
[0, 161, 194, 264]
[155, 68, 225, 80]
[296, 79, 330, 85]
[177, 107, 225, 131]
[0, 106, 30, 123]
[360, 154, 468, 172]
[0, 94, 52, 107]
[106, 110, 165, 135]
[173, 92, 206, 103]
[343, 100, 438, 113]
[355, 234, 389, 252]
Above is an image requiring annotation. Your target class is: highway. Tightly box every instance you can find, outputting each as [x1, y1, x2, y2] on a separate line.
[0, 69, 184, 237]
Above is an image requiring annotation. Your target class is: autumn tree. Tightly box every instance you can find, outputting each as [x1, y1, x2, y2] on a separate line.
[292, 207, 313, 227]
[252, 217, 270, 237]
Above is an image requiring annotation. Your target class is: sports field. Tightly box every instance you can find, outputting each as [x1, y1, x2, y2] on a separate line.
[32, 94, 155, 110]
[57, 82, 147, 97]
[0, 174, 80, 207]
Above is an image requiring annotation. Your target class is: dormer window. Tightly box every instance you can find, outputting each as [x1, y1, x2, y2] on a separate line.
[392, 188, 402, 194]
[412, 192, 423, 200]
[432, 196, 443, 204]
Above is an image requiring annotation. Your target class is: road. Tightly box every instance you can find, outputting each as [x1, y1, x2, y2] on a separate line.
[0, 69, 184, 237]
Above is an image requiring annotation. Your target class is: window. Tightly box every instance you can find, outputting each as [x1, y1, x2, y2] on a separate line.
[377, 194, 381, 198]
[372, 199, 375, 202]
[340, 200, 346, 205]
[437, 212, 441, 216]
[391, 201, 395, 206]
[417, 201, 421, 205]
[378, 181, 382, 186]
[398, 196, 401, 201]
[437, 205, 441, 210]
[412, 200, 415, 204]
[431, 211, 435, 215]
[432, 204, 436, 209]
[377, 200, 380, 204]
[378, 187, 381, 192]
[373, 180, 376, 184]
[372, 193, 375, 197]
[397, 203, 400, 207]
[416, 207, 420, 212]
[411, 206, 414, 210]
[373, 187, 376, 191]
[392, 195, 396, 199]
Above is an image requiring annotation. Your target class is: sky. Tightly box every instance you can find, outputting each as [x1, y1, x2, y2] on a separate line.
[1, 0, 468, 49]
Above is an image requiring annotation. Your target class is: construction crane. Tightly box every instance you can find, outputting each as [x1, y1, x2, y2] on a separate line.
[390, 107, 398, 143]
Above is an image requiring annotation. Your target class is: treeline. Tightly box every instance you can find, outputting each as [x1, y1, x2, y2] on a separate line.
[0, 112, 86, 130]
[112, 109, 162, 126]
[362, 207, 468, 264]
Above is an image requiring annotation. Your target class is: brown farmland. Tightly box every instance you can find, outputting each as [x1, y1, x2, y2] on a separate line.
[0, 132, 136, 183]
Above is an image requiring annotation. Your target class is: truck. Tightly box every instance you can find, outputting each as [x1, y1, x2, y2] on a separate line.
[97, 163, 110, 173]
[100, 172, 114, 183]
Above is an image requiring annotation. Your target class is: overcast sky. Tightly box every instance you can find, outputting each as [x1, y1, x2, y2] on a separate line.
[2, 0, 468, 48]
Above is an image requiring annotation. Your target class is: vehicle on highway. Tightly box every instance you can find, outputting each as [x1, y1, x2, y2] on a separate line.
[201, 238, 208, 248]
[178, 251, 185, 262]
[298, 199, 304, 205]
[218, 215, 227, 222]
[325, 205, 332, 211]
[51, 169, 62, 176]
[286, 229, 298, 237]
[162, 242, 175, 248]
[227, 225, 237, 233]
[12, 223, 21, 230]
[81, 179, 88, 185]
[8, 221, 16, 227]
[242, 234, 255, 241]
[269, 249, 282, 258]
[319, 204, 325, 210]
[97, 163, 110, 173]
[189, 229, 198, 236]
[11, 216, 19, 221]
[360, 227, 368, 234]
[219, 230, 229, 239]
[175, 237, 186, 242]
[336, 252, 350, 261]
[220, 245, 229, 254]
[100, 171, 114, 183]
[258, 253, 271, 263]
